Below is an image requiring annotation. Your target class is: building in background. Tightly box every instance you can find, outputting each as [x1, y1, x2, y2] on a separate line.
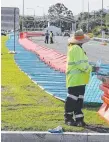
[1, 7, 19, 31]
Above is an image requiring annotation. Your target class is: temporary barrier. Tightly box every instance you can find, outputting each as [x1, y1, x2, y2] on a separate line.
[19, 37, 67, 72]
[19, 32, 67, 72]
[19, 32, 27, 39]
[98, 76, 109, 124]
[26, 32, 44, 37]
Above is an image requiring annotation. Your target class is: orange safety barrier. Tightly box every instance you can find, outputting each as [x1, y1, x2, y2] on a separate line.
[26, 32, 44, 37]
[102, 95, 109, 105]
[40, 53, 61, 62]
[98, 103, 109, 123]
[19, 32, 67, 72]
[49, 58, 66, 66]
[20, 32, 27, 38]
[98, 78, 109, 124]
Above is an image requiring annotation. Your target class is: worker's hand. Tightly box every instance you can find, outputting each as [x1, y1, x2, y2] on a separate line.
[92, 66, 100, 72]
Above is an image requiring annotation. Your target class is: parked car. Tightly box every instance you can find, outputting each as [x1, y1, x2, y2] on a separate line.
[1, 32, 6, 36]
[63, 30, 70, 37]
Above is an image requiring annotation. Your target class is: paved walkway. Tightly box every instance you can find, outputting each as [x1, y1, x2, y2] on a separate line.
[30, 36, 109, 64]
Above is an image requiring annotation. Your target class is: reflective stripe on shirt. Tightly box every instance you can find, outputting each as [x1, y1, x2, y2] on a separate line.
[68, 60, 88, 65]
[66, 69, 82, 75]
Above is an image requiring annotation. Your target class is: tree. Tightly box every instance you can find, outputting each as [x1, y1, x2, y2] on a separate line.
[105, 14, 109, 26]
[48, 3, 67, 17]
[76, 8, 108, 33]
[48, 3, 74, 31]
[48, 3, 74, 20]
[19, 16, 23, 31]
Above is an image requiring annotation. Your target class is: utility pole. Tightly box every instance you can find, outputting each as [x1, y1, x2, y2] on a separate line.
[101, 0, 103, 28]
[22, 0, 24, 31]
[87, 0, 89, 33]
[81, 0, 84, 29]
[106, 6, 109, 27]
[26, 8, 35, 31]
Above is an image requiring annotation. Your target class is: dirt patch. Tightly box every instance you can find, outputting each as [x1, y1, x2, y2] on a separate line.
[1, 86, 8, 92]
[1, 86, 15, 102]
[23, 85, 37, 91]
[1, 95, 15, 103]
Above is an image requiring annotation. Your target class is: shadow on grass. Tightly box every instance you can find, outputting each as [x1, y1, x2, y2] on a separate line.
[83, 102, 102, 111]
[85, 124, 109, 133]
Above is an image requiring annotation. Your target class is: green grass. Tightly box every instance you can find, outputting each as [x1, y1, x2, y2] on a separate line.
[1, 36, 109, 132]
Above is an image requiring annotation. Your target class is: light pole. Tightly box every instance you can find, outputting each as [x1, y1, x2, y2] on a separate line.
[36, 6, 45, 30]
[87, 0, 89, 33]
[26, 8, 35, 17]
[82, 0, 84, 13]
[26, 8, 36, 31]
[22, 0, 24, 31]
[37, 6, 44, 18]
[101, 0, 103, 28]
[81, 0, 84, 29]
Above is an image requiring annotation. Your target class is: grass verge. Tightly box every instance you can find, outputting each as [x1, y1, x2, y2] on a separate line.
[1, 36, 109, 132]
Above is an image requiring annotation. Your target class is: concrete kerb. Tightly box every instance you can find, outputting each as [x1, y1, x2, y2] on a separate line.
[1, 131, 109, 142]
[92, 37, 109, 43]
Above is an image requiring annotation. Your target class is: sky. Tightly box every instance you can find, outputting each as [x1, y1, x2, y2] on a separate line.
[1, 0, 109, 16]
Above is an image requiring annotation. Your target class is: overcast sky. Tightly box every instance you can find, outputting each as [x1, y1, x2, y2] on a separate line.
[1, 0, 109, 16]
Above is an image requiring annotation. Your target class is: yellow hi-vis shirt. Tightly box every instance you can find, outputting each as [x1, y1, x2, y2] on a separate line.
[50, 32, 53, 37]
[66, 44, 92, 88]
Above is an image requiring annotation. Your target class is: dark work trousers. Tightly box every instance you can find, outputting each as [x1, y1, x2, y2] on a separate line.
[64, 85, 86, 122]
[45, 36, 49, 44]
[50, 37, 53, 44]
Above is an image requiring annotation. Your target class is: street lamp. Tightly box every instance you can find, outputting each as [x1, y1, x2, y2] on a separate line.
[82, 0, 84, 13]
[26, 8, 35, 17]
[106, 6, 109, 27]
[26, 8, 36, 31]
[81, 0, 84, 29]
[22, 0, 24, 31]
[37, 6, 44, 17]
[87, 0, 90, 33]
[36, 6, 45, 30]
[101, 0, 103, 28]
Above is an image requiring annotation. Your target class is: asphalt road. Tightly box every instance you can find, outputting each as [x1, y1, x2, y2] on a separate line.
[30, 36, 109, 64]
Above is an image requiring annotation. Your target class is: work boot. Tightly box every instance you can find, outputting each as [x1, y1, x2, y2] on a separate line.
[76, 120, 87, 127]
[65, 119, 77, 126]
[64, 113, 76, 126]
